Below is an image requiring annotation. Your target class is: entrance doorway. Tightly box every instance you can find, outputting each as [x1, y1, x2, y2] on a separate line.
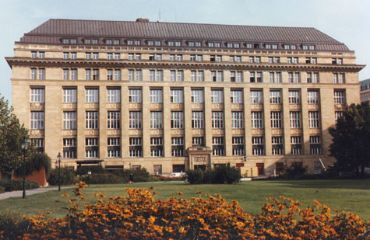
[194, 165, 207, 171]
[256, 163, 265, 176]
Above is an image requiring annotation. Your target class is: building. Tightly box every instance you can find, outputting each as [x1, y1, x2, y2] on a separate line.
[360, 79, 370, 103]
[6, 18, 364, 176]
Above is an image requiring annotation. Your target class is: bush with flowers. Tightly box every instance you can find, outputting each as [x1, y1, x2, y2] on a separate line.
[0, 181, 369, 239]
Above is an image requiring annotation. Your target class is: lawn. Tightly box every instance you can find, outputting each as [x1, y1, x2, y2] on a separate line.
[0, 179, 369, 219]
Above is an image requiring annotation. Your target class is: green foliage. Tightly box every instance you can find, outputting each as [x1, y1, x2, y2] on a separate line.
[0, 95, 28, 178]
[0, 179, 39, 192]
[47, 167, 76, 186]
[281, 162, 307, 179]
[186, 165, 241, 184]
[122, 167, 150, 182]
[0, 186, 4, 193]
[14, 152, 51, 177]
[76, 165, 105, 175]
[329, 103, 370, 176]
[80, 173, 123, 184]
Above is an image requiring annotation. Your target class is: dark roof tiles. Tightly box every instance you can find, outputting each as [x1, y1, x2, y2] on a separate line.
[20, 19, 349, 51]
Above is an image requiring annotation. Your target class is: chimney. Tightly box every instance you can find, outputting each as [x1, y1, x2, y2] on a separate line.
[136, 18, 149, 23]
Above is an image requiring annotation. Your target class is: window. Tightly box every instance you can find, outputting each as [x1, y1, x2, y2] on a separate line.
[307, 90, 320, 104]
[188, 41, 202, 47]
[172, 137, 184, 156]
[287, 57, 298, 64]
[31, 51, 45, 58]
[306, 57, 317, 64]
[249, 56, 261, 63]
[128, 53, 141, 61]
[151, 137, 163, 157]
[231, 55, 242, 62]
[212, 137, 224, 156]
[63, 88, 77, 103]
[291, 136, 302, 155]
[170, 70, 184, 82]
[107, 69, 113, 80]
[150, 89, 163, 103]
[31, 138, 44, 153]
[309, 111, 320, 128]
[30, 111, 44, 129]
[230, 71, 243, 82]
[333, 73, 345, 84]
[210, 55, 222, 62]
[272, 136, 284, 155]
[107, 138, 120, 158]
[310, 136, 322, 155]
[147, 40, 161, 46]
[191, 89, 204, 103]
[307, 72, 319, 83]
[290, 111, 301, 128]
[251, 111, 263, 128]
[170, 89, 183, 103]
[212, 112, 224, 128]
[85, 88, 99, 103]
[288, 90, 300, 104]
[129, 89, 142, 103]
[128, 69, 143, 81]
[332, 58, 343, 65]
[232, 137, 245, 156]
[169, 54, 183, 61]
[63, 138, 76, 159]
[231, 89, 243, 104]
[85, 138, 99, 158]
[149, 54, 162, 61]
[250, 90, 263, 104]
[232, 112, 244, 128]
[107, 111, 120, 129]
[190, 54, 203, 61]
[302, 45, 315, 50]
[171, 111, 184, 128]
[129, 137, 142, 157]
[192, 137, 204, 146]
[86, 111, 98, 129]
[211, 71, 224, 82]
[334, 90, 346, 104]
[107, 53, 113, 60]
[168, 41, 181, 47]
[335, 111, 344, 121]
[30, 68, 45, 80]
[250, 71, 263, 83]
[268, 57, 280, 63]
[149, 69, 164, 81]
[150, 111, 163, 129]
[270, 90, 281, 104]
[269, 72, 282, 83]
[211, 89, 223, 103]
[107, 88, 121, 103]
[63, 111, 77, 129]
[85, 68, 99, 80]
[30, 88, 44, 103]
[111, 69, 121, 81]
[129, 111, 142, 129]
[252, 137, 264, 155]
[191, 70, 205, 82]
[208, 42, 221, 48]
[192, 111, 204, 128]
[288, 72, 300, 83]
[270, 111, 282, 128]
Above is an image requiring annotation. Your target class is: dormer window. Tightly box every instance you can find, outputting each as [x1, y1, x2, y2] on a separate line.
[188, 41, 202, 47]
[61, 38, 77, 44]
[168, 41, 181, 47]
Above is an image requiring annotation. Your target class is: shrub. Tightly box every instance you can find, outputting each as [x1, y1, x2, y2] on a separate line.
[0, 179, 39, 192]
[76, 165, 104, 175]
[0, 186, 4, 193]
[114, 167, 150, 183]
[2, 183, 368, 239]
[282, 162, 307, 179]
[80, 173, 123, 184]
[47, 167, 76, 186]
[186, 165, 241, 184]
[0, 213, 31, 239]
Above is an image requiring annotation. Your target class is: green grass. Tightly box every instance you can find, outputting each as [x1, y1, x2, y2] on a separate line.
[0, 179, 369, 219]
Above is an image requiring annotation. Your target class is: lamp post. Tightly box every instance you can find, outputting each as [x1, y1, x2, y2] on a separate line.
[56, 152, 61, 191]
[21, 137, 29, 199]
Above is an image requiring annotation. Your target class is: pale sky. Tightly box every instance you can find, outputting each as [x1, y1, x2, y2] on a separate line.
[1, 0, 369, 101]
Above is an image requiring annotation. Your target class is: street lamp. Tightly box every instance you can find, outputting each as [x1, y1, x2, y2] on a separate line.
[56, 152, 61, 191]
[21, 137, 29, 199]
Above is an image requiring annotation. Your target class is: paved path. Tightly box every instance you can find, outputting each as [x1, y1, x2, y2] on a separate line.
[0, 187, 70, 200]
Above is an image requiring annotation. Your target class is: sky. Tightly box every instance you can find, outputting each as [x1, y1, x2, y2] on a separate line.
[0, 0, 369, 102]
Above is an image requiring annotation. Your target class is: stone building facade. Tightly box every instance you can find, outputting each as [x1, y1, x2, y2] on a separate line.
[360, 79, 370, 103]
[6, 19, 364, 176]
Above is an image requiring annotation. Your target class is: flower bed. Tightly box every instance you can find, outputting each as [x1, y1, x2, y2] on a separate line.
[0, 182, 368, 239]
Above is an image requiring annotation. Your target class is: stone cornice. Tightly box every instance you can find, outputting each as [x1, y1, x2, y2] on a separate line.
[5, 57, 366, 72]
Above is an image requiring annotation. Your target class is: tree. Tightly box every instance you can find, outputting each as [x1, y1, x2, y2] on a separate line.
[329, 103, 370, 176]
[0, 95, 28, 179]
